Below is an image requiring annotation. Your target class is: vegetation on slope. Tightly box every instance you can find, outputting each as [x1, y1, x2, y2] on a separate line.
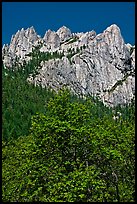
[2, 52, 135, 202]
[2, 65, 54, 141]
[2, 83, 135, 202]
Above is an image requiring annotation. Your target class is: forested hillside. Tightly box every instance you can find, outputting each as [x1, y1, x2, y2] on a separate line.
[2, 61, 135, 201]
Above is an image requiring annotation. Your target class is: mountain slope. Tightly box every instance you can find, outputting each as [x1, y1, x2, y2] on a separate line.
[2, 24, 135, 106]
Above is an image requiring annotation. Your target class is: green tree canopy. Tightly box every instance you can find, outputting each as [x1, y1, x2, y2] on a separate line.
[2, 89, 135, 202]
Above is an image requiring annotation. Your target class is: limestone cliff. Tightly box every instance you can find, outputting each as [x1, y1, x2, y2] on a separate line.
[2, 24, 135, 106]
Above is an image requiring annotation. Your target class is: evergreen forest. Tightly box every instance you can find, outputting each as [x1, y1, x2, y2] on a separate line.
[2, 52, 135, 202]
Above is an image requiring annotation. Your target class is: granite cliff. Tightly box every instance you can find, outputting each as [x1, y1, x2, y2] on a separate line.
[2, 24, 135, 106]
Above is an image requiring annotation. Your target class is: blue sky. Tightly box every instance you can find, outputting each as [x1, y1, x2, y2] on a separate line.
[2, 2, 135, 46]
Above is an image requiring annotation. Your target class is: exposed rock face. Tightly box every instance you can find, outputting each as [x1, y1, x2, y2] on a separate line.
[43, 29, 60, 49]
[56, 26, 71, 42]
[131, 47, 135, 70]
[3, 27, 41, 67]
[2, 24, 135, 107]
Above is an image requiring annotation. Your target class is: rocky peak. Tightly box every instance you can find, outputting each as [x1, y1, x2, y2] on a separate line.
[56, 26, 71, 42]
[43, 29, 60, 49]
[25, 26, 39, 42]
[10, 26, 39, 47]
[103, 24, 125, 50]
[2, 24, 135, 106]
[3, 26, 41, 67]
[104, 24, 120, 32]
[2, 44, 9, 56]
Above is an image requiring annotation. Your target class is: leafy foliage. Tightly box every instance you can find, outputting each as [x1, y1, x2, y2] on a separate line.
[2, 44, 86, 141]
[2, 88, 135, 202]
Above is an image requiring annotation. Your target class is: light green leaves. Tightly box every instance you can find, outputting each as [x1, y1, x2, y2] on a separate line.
[2, 88, 135, 202]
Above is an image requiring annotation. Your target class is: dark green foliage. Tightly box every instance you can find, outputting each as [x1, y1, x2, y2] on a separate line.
[130, 47, 134, 55]
[2, 66, 54, 141]
[66, 47, 81, 64]
[24, 47, 64, 78]
[64, 36, 78, 45]
[83, 44, 86, 49]
[2, 44, 80, 142]
[2, 88, 135, 202]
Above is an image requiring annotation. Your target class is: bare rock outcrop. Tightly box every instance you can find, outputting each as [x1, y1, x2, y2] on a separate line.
[43, 29, 60, 49]
[56, 26, 71, 42]
[2, 26, 41, 67]
[2, 24, 135, 107]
